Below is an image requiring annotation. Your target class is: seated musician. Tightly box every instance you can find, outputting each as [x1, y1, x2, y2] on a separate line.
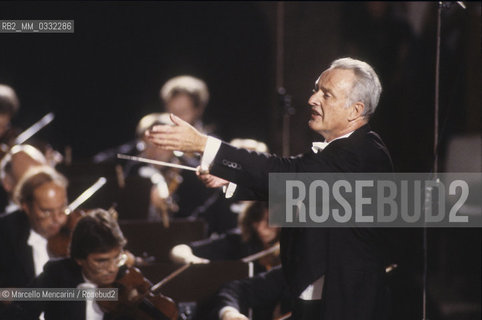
[170, 201, 280, 273]
[0, 165, 68, 288]
[0, 84, 21, 150]
[115, 112, 213, 221]
[214, 265, 292, 320]
[123, 113, 184, 221]
[93, 74, 210, 164]
[160, 75, 210, 133]
[93, 76, 214, 220]
[4, 208, 133, 320]
[0, 144, 48, 215]
[0, 85, 62, 165]
[191, 138, 269, 236]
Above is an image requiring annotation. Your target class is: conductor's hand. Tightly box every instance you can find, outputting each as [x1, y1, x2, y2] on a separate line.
[196, 169, 229, 188]
[146, 113, 208, 153]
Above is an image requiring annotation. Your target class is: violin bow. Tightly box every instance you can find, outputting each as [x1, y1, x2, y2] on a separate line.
[150, 263, 191, 294]
[15, 112, 55, 145]
[65, 177, 107, 215]
[275, 312, 292, 320]
[241, 243, 280, 263]
[117, 154, 197, 172]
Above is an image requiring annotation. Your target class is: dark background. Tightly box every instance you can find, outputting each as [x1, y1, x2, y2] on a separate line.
[0, 2, 480, 319]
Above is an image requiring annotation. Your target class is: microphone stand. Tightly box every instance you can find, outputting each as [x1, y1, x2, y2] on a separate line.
[275, 3, 295, 157]
[423, 2, 466, 320]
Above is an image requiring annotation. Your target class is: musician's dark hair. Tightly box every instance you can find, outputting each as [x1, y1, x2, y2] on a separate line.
[70, 209, 127, 260]
[239, 201, 269, 242]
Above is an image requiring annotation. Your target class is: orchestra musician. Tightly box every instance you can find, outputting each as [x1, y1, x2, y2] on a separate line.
[93, 75, 214, 221]
[214, 265, 292, 320]
[170, 201, 280, 273]
[93, 74, 211, 165]
[0, 144, 48, 215]
[4, 208, 131, 320]
[147, 58, 397, 320]
[0, 85, 62, 165]
[0, 165, 68, 288]
[190, 138, 269, 235]
[159, 75, 220, 219]
[0, 84, 21, 151]
[123, 113, 185, 221]
[160, 75, 210, 134]
[119, 112, 213, 221]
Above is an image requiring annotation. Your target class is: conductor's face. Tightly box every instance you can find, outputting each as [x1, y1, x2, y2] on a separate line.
[308, 68, 357, 142]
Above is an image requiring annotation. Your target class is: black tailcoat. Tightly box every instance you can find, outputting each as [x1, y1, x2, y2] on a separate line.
[0, 210, 36, 288]
[209, 124, 394, 320]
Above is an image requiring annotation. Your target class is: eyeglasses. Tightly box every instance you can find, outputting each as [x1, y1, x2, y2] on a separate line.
[90, 252, 128, 270]
[33, 203, 68, 220]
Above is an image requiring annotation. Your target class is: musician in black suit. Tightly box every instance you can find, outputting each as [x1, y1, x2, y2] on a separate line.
[170, 201, 280, 275]
[147, 57, 395, 320]
[214, 265, 291, 320]
[0, 166, 68, 288]
[4, 209, 131, 320]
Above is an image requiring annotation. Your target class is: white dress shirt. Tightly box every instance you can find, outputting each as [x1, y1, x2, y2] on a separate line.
[77, 275, 104, 320]
[27, 229, 49, 276]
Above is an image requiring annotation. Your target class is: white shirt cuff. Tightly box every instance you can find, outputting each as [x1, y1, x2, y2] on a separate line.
[222, 182, 237, 199]
[219, 306, 241, 319]
[201, 136, 222, 172]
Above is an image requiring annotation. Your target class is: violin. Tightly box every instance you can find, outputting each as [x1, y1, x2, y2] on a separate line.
[47, 177, 154, 267]
[242, 242, 281, 271]
[47, 210, 152, 267]
[47, 209, 85, 258]
[117, 150, 207, 228]
[129, 152, 187, 228]
[98, 264, 191, 320]
[258, 242, 281, 271]
[47, 177, 107, 258]
[150, 165, 183, 228]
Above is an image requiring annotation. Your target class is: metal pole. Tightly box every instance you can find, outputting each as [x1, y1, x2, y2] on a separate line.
[423, 3, 443, 319]
[276, 3, 291, 157]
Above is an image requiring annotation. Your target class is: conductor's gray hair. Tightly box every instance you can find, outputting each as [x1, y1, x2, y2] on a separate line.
[329, 57, 382, 118]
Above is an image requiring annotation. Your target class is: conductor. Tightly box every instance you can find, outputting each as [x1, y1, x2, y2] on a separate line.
[147, 57, 394, 320]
